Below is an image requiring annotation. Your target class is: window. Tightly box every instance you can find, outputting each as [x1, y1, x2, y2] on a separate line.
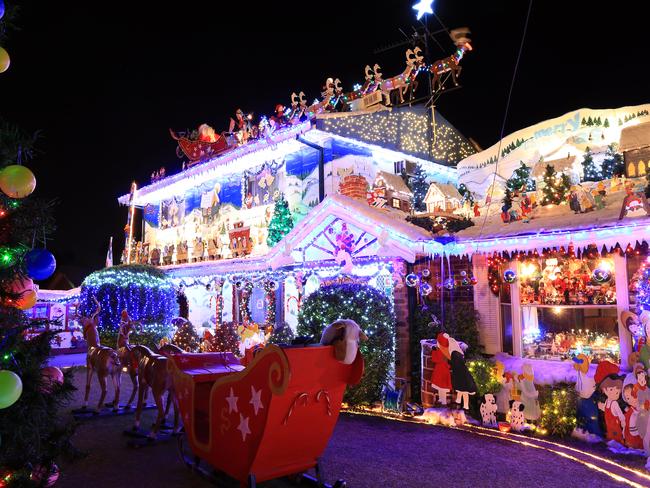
[392, 198, 401, 209]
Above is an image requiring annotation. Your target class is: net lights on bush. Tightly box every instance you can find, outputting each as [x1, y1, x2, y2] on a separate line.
[79, 265, 178, 339]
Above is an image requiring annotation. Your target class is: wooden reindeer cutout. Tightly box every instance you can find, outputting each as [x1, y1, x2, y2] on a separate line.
[81, 297, 122, 412]
[430, 28, 472, 93]
[132, 345, 181, 438]
[116, 309, 142, 409]
[379, 47, 424, 105]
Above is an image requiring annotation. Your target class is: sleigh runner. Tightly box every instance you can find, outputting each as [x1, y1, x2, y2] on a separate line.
[169, 344, 363, 487]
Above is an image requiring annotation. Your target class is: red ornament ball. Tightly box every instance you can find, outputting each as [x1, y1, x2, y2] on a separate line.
[40, 366, 64, 393]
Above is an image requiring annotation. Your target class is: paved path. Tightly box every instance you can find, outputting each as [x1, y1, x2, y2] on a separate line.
[58, 369, 635, 488]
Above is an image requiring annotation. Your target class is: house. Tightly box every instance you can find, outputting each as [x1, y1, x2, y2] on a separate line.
[620, 121, 650, 177]
[531, 155, 578, 182]
[424, 182, 463, 213]
[371, 171, 413, 212]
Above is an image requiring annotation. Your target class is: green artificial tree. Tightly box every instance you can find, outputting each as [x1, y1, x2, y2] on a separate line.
[171, 318, 201, 352]
[0, 10, 78, 483]
[203, 322, 239, 355]
[541, 165, 570, 205]
[267, 322, 295, 345]
[409, 164, 429, 212]
[603, 118, 610, 128]
[601, 143, 624, 179]
[502, 187, 513, 209]
[581, 147, 600, 181]
[298, 283, 394, 406]
[266, 194, 294, 248]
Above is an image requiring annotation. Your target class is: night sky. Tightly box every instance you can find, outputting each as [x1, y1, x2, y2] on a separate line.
[1, 0, 647, 286]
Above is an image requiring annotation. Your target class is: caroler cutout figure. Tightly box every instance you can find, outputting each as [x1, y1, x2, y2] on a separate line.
[595, 360, 626, 445]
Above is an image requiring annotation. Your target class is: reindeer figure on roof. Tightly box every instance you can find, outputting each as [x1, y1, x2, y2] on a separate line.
[430, 28, 472, 93]
[378, 46, 424, 105]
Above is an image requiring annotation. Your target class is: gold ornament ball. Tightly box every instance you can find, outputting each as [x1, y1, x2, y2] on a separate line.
[0, 165, 37, 198]
[0, 46, 10, 73]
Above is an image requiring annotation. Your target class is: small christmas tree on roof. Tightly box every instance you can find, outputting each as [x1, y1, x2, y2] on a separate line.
[601, 144, 624, 179]
[409, 164, 428, 212]
[581, 147, 600, 182]
[541, 164, 570, 205]
[266, 194, 294, 248]
[506, 162, 535, 193]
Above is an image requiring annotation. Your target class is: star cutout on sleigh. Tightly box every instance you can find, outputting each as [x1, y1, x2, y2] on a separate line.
[250, 386, 264, 415]
[226, 387, 239, 413]
[412, 0, 434, 20]
[237, 414, 251, 441]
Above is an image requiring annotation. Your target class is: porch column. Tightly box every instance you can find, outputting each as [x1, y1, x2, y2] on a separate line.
[472, 254, 502, 354]
[614, 252, 632, 370]
[393, 258, 411, 382]
[510, 261, 523, 357]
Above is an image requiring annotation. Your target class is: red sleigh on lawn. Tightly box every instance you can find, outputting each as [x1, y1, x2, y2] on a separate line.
[169, 344, 364, 488]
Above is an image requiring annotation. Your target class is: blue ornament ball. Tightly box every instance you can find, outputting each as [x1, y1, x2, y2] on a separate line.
[460, 270, 467, 277]
[592, 268, 611, 283]
[405, 273, 419, 288]
[421, 268, 431, 279]
[25, 249, 56, 281]
[420, 282, 433, 296]
[443, 278, 455, 290]
[503, 269, 517, 283]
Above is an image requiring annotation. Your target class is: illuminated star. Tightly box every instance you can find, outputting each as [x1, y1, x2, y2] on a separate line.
[226, 387, 239, 413]
[250, 386, 264, 415]
[412, 0, 434, 20]
[237, 414, 251, 441]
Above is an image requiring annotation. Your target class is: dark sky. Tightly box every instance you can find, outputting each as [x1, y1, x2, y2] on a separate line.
[1, 1, 647, 285]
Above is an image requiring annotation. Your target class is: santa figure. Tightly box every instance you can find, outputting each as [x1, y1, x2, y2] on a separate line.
[430, 333, 452, 406]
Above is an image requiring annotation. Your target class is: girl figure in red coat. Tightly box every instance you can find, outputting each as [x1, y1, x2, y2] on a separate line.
[596, 361, 626, 445]
[431, 333, 452, 406]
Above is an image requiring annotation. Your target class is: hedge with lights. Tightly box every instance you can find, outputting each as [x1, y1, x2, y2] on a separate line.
[79, 265, 177, 348]
[298, 283, 394, 406]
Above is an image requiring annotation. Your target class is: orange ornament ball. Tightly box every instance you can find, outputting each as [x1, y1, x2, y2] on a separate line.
[0, 46, 9, 74]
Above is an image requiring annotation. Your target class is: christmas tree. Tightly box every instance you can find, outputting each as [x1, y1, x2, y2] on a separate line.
[203, 322, 239, 354]
[171, 317, 200, 352]
[267, 323, 295, 345]
[409, 164, 428, 212]
[458, 183, 475, 205]
[541, 164, 570, 205]
[601, 144, 624, 179]
[266, 194, 293, 248]
[581, 147, 600, 181]
[0, 9, 76, 484]
[506, 162, 535, 193]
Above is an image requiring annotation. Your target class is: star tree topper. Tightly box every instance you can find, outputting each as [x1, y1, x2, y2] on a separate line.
[412, 0, 434, 20]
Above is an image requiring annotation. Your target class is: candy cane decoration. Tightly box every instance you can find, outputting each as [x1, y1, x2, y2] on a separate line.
[316, 389, 332, 417]
[282, 392, 309, 425]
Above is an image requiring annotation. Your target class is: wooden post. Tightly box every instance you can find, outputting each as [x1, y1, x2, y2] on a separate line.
[472, 254, 502, 354]
[614, 252, 632, 370]
[510, 261, 523, 357]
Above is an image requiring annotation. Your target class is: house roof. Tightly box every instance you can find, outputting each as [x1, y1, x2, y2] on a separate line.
[531, 156, 576, 178]
[620, 121, 650, 152]
[374, 171, 412, 196]
[425, 182, 462, 201]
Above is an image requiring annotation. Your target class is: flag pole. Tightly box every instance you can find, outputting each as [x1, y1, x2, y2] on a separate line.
[126, 181, 137, 264]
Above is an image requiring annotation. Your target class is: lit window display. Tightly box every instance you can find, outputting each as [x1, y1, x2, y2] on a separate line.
[517, 254, 619, 362]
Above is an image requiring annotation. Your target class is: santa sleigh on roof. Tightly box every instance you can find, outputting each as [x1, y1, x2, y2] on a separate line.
[170, 123, 233, 167]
